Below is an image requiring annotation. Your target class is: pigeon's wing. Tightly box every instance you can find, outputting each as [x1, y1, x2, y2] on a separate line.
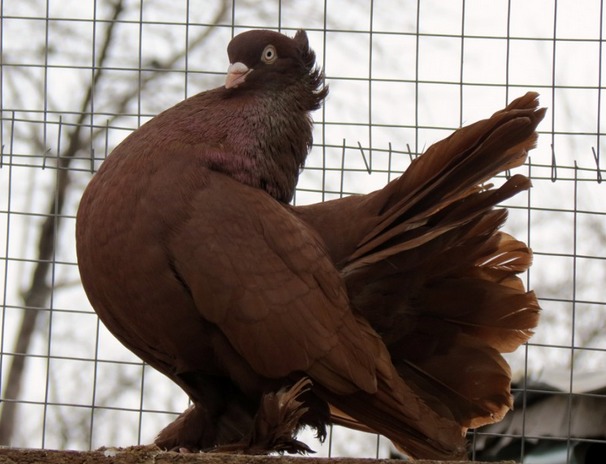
[167, 170, 383, 395]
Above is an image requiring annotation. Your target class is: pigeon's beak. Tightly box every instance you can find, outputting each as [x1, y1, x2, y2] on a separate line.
[225, 62, 252, 89]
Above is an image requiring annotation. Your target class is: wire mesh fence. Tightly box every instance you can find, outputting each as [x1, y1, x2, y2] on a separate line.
[1, 0, 605, 462]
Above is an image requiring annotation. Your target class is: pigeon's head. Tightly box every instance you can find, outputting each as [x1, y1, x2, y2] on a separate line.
[225, 29, 328, 109]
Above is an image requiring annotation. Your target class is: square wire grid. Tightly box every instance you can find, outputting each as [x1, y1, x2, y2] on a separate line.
[1, 0, 605, 462]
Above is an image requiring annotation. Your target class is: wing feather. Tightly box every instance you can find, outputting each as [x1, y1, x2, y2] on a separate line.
[168, 171, 381, 394]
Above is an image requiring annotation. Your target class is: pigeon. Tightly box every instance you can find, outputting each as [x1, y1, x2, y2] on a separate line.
[76, 29, 543, 460]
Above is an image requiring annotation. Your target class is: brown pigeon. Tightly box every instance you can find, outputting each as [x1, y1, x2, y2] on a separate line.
[76, 29, 543, 460]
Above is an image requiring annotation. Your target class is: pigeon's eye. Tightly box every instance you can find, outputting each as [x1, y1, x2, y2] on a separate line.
[261, 45, 277, 64]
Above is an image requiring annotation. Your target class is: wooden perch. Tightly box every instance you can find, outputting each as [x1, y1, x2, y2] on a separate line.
[0, 445, 517, 464]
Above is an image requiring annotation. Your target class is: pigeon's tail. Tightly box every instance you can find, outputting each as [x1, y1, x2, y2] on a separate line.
[295, 92, 544, 456]
[315, 335, 469, 460]
[344, 91, 545, 272]
[345, 204, 540, 431]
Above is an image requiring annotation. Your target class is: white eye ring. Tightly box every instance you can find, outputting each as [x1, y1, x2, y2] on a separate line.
[262, 45, 277, 64]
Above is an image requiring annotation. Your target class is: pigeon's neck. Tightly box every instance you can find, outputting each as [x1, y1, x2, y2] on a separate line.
[248, 90, 315, 202]
[136, 84, 321, 204]
[209, 85, 317, 203]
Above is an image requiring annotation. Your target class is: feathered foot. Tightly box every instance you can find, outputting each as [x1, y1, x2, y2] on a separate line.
[208, 378, 317, 455]
[155, 404, 206, 453]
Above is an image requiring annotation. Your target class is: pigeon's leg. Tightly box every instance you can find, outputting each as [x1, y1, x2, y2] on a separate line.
[206, 378, 319, 455]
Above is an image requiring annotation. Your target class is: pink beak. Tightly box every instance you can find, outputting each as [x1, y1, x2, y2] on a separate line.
[225, 62, 252, 89]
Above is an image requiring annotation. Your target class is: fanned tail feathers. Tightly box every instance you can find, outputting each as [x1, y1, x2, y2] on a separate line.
[297, 92, 544, 458]
[348, 93, 545, 269]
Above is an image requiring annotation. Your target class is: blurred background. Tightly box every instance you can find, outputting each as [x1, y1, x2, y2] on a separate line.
[1, 0, 605, 462]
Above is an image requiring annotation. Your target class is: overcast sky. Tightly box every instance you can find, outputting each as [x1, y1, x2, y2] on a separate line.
[1, 0, 605, 455]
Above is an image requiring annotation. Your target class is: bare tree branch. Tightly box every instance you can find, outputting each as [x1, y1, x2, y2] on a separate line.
[0, 0, 234, 446]
[0, 0, 126, 444]
[87, 0, 232, 148]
